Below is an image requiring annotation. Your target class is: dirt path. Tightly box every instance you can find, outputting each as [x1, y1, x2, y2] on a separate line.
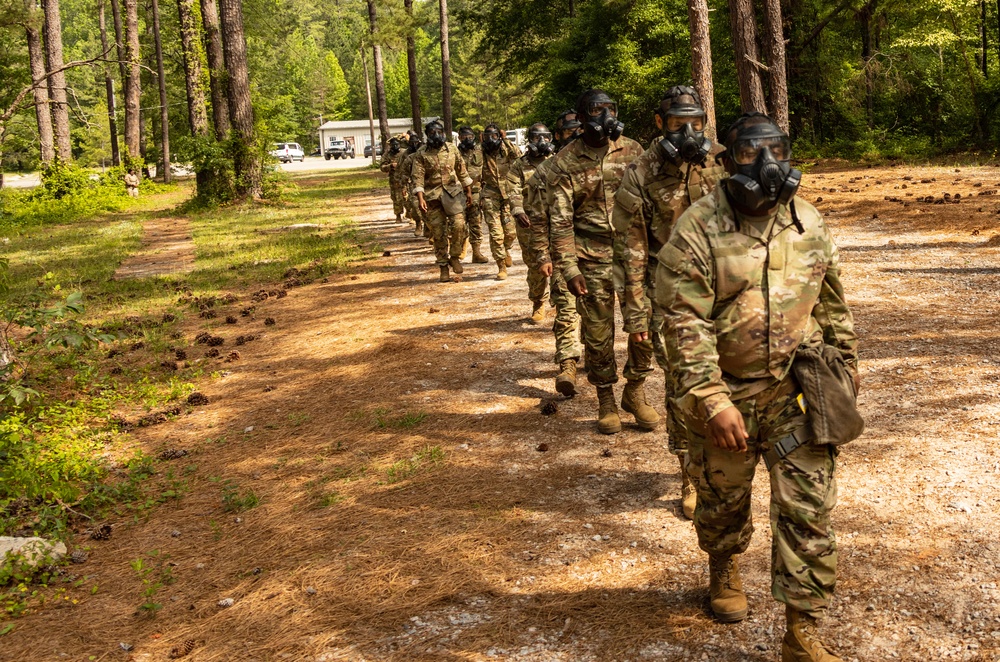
[6, 165, 1000, 662]
[114, 216, 196, 279]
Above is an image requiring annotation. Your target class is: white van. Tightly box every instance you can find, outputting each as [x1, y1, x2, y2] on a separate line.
[505, 128, 527, 148]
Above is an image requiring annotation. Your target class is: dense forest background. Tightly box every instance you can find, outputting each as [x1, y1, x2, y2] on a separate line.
[1, 0, 997, 174]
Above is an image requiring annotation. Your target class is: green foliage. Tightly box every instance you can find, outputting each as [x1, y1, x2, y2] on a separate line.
[221, 481, 260, 512]
[130, 550, 174, 615]
[385, 445, 444, 484]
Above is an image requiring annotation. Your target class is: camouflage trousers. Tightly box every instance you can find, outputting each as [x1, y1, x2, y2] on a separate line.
[648, 260, 687, 455]
[577, 260, 653, 387]
[686, 376, 838, 615]
[389, 179, 406, 217]
[425, 200, 467, 266]
[465, 191, 483, 251]
[406, 189, 425, 229]
[550, 268, 581, 364]
[515, 223, 548, 305]
[481, 187, 516, 264]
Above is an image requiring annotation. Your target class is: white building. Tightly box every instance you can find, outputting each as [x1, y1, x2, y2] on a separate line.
[317, 117, 438, 156]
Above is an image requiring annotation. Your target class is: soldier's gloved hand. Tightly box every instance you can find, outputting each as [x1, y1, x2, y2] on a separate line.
[515, 213, 531, 228]
[539, 262, 553, 277]
[706, 406, 749, 452]
[567, 275, 588, 296]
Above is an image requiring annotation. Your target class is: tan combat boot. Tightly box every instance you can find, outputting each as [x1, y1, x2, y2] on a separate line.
[709, 555, 747, 622]
[472, 246, 489, 263]
[413, 221, 422, 237]
[680, 455, 696, 520]
[555, 359, 577, 396]
[530, 302, 545, 324]
[449, 256, 464, 274]
[504, 253, 513, 267]
[395, 213, 403, 223]
[596, 386, 621, 434]
[439, 265, 450, 282]
[621, 380, 660, 431]
[782, 606, 842, 662]
[496, 264, 508, 281]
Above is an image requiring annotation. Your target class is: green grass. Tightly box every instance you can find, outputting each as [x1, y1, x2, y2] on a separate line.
[385, 446, 445, 484]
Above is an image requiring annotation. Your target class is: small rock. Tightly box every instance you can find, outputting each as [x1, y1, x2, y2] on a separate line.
[119, 643, 134, 652]
[170, 530, 181, 538]
[244, 426, 254, 433]
[218, 597, 235, 608]
[305, 586, 317, 595]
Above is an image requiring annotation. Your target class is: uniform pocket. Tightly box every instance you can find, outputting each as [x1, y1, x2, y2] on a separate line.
[711, 243, 758, 301]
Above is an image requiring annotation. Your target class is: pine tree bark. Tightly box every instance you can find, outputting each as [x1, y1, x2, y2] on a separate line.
[686, 0, 717, 140]
[41, 0, 71, 161]
[150, 0, 170, 182]
[366, 0, 390, 147]
[176, 0, 208, 137]
[362, 44, 377, 166]
[404, 0, 422, 138]
[98, 0, 120, 165]
[982, 0, 988, 78]
[24, 0, 55, 164]
[200, 0, 230, 139]
[762, 0, 789, 132]
[439, 0, 453, 135]
[857, 0, 876, 128]
[122, 0, 141, 165]
[110, 0, 126, 82]
[727, 0, 766, 113]
[218, 0, 261, 198]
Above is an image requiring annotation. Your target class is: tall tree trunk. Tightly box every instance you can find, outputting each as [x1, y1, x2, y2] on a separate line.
[200, 0, 229, 139]
[858, 0, 876, 128]
[122, 0, 141, 165]
[177, 0, 214, 194]
[150, 0, 170, 182]
[762, 0, 789, 132]
[727, 0, 766, 113]
[110, 0, 126, 82]
[362, 44, 377, 166]
[98, 0, 120, 166]
[218, 0, 261, 198]
[41, 0, 72, 160]
[24, 0, 55, 164]
[366, 0, 389, 147]
[686, 0, 717, 140]
[439, 0, 453, 135]
[403, 0, 422, 138]
[983, 0, 989, 78]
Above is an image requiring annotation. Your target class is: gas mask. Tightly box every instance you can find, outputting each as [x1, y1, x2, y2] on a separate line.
[482, 129, 502, 154]
[408, 136, 422, 152]
[526, 127, 553, 157]
[660, 114, 712, 165]
[725, 123, 801, 211]
[580, 94, 624, 145]
[425, 124, 446, 149]
[458, 134, 476, 152]
[388, 139, 400, 155]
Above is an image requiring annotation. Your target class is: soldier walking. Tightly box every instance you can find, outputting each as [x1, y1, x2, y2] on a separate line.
[397, 133, 426, 237]
[380, 136, 405, 223]
[481, 123, 520, 280]
[458, 126, 489, 264]
[412, 120, 474, 283]
[548, 89, 658, 434]
[611, 86, 726, 519]
[509, 123, 555, 323]
[656, 113, 858, 661]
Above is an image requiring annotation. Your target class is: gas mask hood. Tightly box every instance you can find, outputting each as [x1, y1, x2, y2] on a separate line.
[724, 122, 801, 211]
[425, 123, 446, 149]
[580, 93, 624, 145]
[482, 131, 502, 154]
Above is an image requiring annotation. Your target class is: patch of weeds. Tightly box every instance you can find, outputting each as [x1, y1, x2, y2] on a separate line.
[287, 412, 311, 426]
[370, 407, 428, 430]
[316, 491, 345, 508]
[221, 481, 260, 512]
[385, 446, 445, 484]
[130, 549, 174, 616]
[0, 548, 65, 620]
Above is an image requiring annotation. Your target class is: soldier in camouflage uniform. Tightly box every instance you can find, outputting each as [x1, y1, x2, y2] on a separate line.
[481, 123, 520, 280]
[611, 86, 726, 519]
[655, 113, 858, 662]
[412, 120, 474, 283]
[509, 123, 555, 323]
[380, 136, 405, 222]
[396, 133, 426, 237]
[458, 126, 489, 264]
[548, 89, 658, 434]
[526, 111, 583, 395]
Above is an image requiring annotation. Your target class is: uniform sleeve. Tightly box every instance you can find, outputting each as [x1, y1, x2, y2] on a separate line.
[411, 153, 426, 195]
[812, 231, 859, 371]
[454, 147, 472, 188]
[468, 152, 483, 187]
[548, 166, 581, 282]
[508, 160, 526, 217]
[612, 168, 650, 334]
[656, 218, 734, 424]
[379, 155, 392, 173]
[525, 171, 551, 263]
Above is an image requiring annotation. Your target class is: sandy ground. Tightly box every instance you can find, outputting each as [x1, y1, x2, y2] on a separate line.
[3, 163, 1000, 662]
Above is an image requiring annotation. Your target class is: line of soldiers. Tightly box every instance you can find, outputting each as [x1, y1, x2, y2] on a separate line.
[380, 86, 858, 662]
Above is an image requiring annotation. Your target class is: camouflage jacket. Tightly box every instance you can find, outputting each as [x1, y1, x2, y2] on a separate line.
[548, 136, 645, 281]
[612, 141, 727, 333]
[481, 140, 520, 199]
[395, 149, 419, 192]
[459, 145, 484, 194]
[507, 152, 550, 217]
[524, 156, 561, 265]
[654, 186, 858, 424]
[411, 142, 472, 201]
[380, 150, 400, 175]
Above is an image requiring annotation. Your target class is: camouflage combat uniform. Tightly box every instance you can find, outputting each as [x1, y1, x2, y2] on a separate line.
[412, 141, 473, 267]
[611, 141, 726, 451]
[460, 144, 485, 255]
[380, 149, 405, 218]
[654, 186, 858, 615]
[396, 148, 425, 233]
[481, 140, 520, 264]
[525, 156, 581, 366]
[548, 136, 649, 388]
[508, 151, 552, 306]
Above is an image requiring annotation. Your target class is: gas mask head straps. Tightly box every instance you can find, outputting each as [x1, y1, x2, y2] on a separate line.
[657, 85, 712, 165]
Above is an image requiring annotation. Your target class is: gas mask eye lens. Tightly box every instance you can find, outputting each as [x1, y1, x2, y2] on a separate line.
[732, 137, 791, 165]
[588, 102, 617, 117]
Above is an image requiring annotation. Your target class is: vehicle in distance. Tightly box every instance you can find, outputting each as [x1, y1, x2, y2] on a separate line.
[364, 143, 384, 158]
[325, 139, 355, 160]
[506, 128, 526, 148]
[271, 142, 305, 163]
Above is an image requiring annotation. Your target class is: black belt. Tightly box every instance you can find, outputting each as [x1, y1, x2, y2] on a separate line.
[574, 226, 613, 246]
[763, 427, 815, 470]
